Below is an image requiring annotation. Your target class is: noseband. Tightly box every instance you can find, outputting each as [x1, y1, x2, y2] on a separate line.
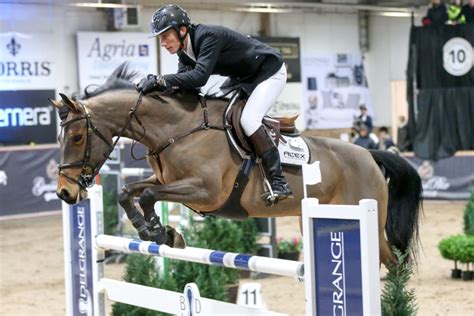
[58, 94, 144, 189]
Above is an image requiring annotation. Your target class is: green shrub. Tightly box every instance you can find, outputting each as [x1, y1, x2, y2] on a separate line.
[453, 235, 474, 264]
[276, 236, 303, 254]
[439, 235, 460, 261]
[439, 235, 474, 270]
[381, 247, 418, 316]
[234, 218, 259, 255]
[171, 216, 259, 301]
[112, 254, 178, 316]
[114, 214, 259, 312]
[464, 188, 474, 236]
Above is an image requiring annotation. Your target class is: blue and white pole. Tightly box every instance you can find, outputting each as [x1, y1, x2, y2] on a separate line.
[95, 234, 305, 278]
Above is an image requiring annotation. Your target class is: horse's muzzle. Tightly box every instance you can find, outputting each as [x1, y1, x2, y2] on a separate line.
[57, 188, 76, 205]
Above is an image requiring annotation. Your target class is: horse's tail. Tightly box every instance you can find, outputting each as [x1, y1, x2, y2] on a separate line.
[369, 150, 423, 259]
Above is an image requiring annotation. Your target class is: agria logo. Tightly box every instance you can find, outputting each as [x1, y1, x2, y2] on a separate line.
[7, 37, 21, 57]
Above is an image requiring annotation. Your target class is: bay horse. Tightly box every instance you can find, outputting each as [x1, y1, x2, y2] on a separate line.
[53, 64, 422, 267]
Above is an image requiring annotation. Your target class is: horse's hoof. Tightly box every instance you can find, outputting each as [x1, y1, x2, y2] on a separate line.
[165, 226, 186, 249]
[150, 226, 169, 245]
[138, 231, 151, 241]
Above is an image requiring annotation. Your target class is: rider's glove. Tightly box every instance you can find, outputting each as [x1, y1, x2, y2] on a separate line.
[137, 74, 168, 94]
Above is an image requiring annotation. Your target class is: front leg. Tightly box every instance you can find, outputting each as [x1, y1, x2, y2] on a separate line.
[139, 177, 211, 247]
[118, 176, 160, 241]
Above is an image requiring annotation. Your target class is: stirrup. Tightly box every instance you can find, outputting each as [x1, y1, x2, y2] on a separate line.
[261, 178, 279, 206]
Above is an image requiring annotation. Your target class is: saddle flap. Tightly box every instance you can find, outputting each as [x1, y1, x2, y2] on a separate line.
[227, 100, 253, 153]
[225, 100, 300, 155]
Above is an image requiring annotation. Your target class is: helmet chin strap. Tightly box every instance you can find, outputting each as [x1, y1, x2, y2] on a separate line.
[177, 28, 188, 51]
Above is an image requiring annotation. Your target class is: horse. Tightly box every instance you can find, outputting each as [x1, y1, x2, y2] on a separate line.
[52, 64, 422, 267]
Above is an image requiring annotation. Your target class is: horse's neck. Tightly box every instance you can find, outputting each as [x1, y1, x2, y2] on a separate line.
[89, 91, 222, 150]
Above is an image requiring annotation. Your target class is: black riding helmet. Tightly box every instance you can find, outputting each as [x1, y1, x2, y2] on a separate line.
[151, 4, 191, 49]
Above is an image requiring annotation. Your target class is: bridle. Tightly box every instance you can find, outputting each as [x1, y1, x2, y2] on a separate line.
[58, 94, 145, 190]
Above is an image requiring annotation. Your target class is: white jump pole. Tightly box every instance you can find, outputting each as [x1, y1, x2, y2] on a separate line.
[95, 234, 304, 278]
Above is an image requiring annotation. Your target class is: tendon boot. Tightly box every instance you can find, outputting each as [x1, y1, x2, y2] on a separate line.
[249, 126, 294, 204]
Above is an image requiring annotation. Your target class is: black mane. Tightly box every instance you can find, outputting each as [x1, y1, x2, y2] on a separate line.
[77, 62, 138, 100]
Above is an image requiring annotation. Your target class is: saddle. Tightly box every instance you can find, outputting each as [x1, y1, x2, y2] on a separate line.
[225, 99, 300, 154]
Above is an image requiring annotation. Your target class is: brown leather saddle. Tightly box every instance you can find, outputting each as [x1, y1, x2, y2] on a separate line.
[225, 99, 300, 153]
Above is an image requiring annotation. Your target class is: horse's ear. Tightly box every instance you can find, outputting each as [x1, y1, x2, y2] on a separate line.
[48, 98, 62, 109]
[59, 93, 80, 112]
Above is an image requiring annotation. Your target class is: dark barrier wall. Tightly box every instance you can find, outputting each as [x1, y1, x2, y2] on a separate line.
[404, 153, 474, 200]
[0, 145, 61, 216]
[407, 25, 474, 160]
[0, 143, 149, 217]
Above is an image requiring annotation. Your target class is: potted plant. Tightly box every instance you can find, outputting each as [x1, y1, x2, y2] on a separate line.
[439, 235, 463, 278]
[456, 235, 474, 281]
[439, 234, 474, 280]
[276, 236, 303, 261]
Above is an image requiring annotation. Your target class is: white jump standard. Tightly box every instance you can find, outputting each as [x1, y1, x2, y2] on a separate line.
[63, 182, 381, 315]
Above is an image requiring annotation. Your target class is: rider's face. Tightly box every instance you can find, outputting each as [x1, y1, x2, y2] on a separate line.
[159, 28, 186, 54]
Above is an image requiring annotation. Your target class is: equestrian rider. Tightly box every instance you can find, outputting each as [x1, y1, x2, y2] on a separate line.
[137, 4, 293, 202]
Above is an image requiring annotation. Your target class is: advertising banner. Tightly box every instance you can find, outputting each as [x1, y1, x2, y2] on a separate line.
[68, 200, 95, 315]
[404, 154, 474, 200]
[0, 90, 57, 145]
[314, 218, 363, 315]
[77, 32, 158, 91]
[0, 33, 57, 90]
[302, 53, 373, 129]
[0, 146, 61, 216]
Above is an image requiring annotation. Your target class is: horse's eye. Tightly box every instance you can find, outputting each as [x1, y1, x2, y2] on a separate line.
[73, 134, 83, 143]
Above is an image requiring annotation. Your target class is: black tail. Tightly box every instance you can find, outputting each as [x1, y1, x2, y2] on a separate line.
[370, 150, 423, 260]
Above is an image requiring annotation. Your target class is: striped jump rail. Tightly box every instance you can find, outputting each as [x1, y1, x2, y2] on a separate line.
[96, 234, 304, 279]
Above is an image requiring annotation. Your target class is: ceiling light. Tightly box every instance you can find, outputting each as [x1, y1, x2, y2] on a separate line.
[70, 2, 139, 9]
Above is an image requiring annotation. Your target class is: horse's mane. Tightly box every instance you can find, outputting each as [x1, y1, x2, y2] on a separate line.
[76, 62, 138, 100]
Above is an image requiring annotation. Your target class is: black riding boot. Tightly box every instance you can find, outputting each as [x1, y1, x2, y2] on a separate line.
[249, 126, 294, 202]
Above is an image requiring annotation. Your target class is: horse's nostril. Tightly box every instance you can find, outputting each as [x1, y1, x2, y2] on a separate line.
[59, 188, 70, 200]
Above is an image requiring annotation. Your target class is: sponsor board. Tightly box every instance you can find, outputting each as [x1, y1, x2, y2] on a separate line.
[0, 33, 57, 90]
[77, 32, 158, 91]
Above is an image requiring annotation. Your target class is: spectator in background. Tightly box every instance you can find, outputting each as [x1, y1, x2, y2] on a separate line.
[396, 115, 412, 152]
[353, 124, 377, 150]
[377, 126, 396, 150]
[357, 104, 373, 134]
[422, 0, 448, 26]
[448, 0, 465, 24]
[460, 0, 474, 23]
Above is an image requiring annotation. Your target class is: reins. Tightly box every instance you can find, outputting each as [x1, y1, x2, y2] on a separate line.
[148, 95, 231, 157]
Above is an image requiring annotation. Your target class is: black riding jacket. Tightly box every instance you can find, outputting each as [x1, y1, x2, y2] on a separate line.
[162, 24, 283, 94]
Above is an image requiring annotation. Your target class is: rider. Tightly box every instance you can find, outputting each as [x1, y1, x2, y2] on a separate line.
[137, 4, 293, 202]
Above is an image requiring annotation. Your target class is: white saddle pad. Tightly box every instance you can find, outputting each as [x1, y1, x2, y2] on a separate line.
[278, 135, 311, 166]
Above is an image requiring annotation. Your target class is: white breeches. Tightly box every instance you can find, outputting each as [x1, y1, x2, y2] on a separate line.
[241, 63, 287, 136]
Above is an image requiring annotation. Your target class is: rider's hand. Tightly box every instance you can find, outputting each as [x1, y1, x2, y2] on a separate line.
[137, 74, 168, 94]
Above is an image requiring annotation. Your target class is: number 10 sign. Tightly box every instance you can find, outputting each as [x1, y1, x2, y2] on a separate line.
[443, 37, 473, 76]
